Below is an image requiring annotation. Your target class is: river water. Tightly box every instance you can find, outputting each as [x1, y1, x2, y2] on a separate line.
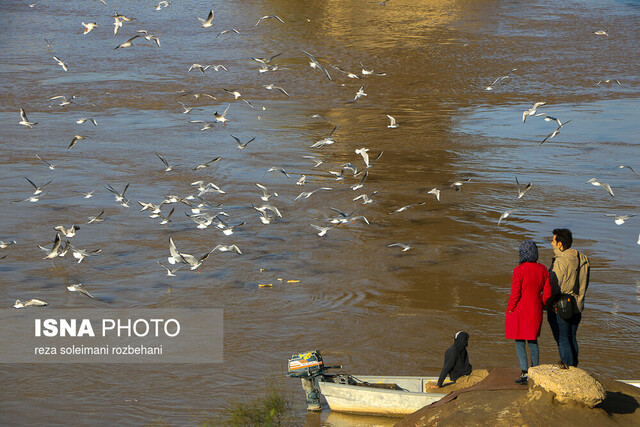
[0, 0, 639, 425]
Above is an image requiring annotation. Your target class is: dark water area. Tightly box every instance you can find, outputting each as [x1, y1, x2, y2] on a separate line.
[0, 0, 639, 425]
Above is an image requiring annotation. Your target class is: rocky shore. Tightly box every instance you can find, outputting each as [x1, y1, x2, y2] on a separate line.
[398, 365, 640, 426]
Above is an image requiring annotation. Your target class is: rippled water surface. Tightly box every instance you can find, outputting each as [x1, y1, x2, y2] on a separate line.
[1, 0, 639, 425]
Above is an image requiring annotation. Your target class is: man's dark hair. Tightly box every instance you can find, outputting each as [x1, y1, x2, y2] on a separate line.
[553, 228, 573, 249]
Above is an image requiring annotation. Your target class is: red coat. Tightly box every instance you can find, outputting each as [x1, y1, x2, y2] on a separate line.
[505, 262, 551, 340]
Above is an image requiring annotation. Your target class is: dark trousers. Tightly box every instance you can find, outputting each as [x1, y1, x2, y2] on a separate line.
[547, 310, 581, 367]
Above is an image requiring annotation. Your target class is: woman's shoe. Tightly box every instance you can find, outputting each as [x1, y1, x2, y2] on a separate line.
[514, 373, 528, 385]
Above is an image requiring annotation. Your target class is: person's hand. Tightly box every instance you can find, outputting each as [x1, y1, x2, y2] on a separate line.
[426, 384, 439, 389]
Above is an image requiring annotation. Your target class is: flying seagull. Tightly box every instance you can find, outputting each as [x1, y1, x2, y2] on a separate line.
[428, 188, 441, 202]
[197, 9, 214, 27]
[615, 165, 638, 175]
[301, 50, 332, 81]
[515, 176, 532, 199]
[388, 241, 414, 252]
[389, 202, 426, 214]
[522, 102, 546, 123]
[263, 84, 289, 96]
[68, 135, 88, 149]
[14, 299, 48, 309]
[586, 178, 614, 197]
[450, 178, 471, 191]
[37, 233, 62, 259]
[231, 134, 255, 150]
[604, 214, 636, 225]
[498, 209, 518, 226]
[193, 157, 221, 170]
[25, 177, 52, 195]
[212, 244, 242, 255]
[82, 22, 98, 34]
[255, 15, 284, 27]
[76, 117, 98, 126]
[353, 86, 367, 101]
[332, 65, 359, 79]
[157, 261, 183, 277]
[114, 35, 140, 49]
[67, 284, 95, 298]
[295, 187, 332, 201]
[54, 225, 80, 238]
[155, 152, 178, 172]
[53, 56, 68, 71]
[255, 183, 278, 201]
[217, 28, 240, 38]
[540, 120, 572, 145]
[310, 223, 334, 237]
[310, 125, 338, 148]
[484, 68, 517, 91]
[19, 108, 37, 128]
[213, 104, 231, 124]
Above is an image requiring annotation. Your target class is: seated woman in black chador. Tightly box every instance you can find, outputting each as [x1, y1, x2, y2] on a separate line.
[429, 331, 473, 388]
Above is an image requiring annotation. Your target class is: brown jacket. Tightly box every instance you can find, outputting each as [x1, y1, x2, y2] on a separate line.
[549, 248, 587, 311]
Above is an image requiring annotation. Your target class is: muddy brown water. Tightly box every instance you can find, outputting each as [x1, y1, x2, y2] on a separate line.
[0, 0, 639, 425]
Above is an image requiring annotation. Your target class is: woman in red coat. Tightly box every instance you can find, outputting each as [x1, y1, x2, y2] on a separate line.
[505, 240, 551, 385]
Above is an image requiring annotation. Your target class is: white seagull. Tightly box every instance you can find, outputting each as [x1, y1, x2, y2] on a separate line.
[540, 120, 572, 145]
[354, 86, 367, 101]
[295, 187, 333, 201]
[388, 241, 414, 252]
[231, 135, 255, 150]
[255, 15, 284, 27]
[586, 178, 614, 197]
[213, 104, 231, 124]
[82, 22, 98, 34]
[310, 126, 338, 148]
[19, 108, 37, 128]
[54, 225, 80, 238]
[604, 214, 636, 225]
[114, 35, 140, 49]
[498, 209, 518, 226]
[76, 117, 98, 126]
[301, 50, 332, 81]
[522, 102, 546, 123]
[212, 244, 242, 255]
[67, 284, 95, 298]
[428, 188, 441, 202]
[53, 56, 68, 71]
[25, 177, 52, 195]
[37, 233, 62, 259]
[157, 261, 183, 277]
[197, 9, 214, 28]
[256, 183, 278, 201]
[310, 223, 334, 237]
[14, 299, 48, 309]
[515, 176, 532, 199]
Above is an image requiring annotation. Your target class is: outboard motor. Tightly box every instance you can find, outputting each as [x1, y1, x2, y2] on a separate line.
[287, 351, 340, 411]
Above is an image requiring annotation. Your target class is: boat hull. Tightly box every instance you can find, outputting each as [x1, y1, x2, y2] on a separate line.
[318, 375, 447, 416]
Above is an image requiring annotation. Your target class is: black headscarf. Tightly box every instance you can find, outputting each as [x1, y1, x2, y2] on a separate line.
[519, 240, 539, 264]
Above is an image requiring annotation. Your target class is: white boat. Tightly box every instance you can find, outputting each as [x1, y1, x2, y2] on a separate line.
[317, 375, 446, 416]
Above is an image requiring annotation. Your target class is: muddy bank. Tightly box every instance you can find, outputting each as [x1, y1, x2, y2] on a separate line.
[398, 371, 640, 426]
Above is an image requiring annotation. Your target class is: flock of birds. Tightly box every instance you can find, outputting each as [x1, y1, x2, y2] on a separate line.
[487, 89, 637, 229]
[4, 3, 639, 310]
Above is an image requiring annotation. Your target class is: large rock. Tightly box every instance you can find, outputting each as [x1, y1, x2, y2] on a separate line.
[528, 364, 607, 407]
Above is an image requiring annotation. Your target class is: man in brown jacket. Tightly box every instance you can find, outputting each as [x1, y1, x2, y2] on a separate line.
[547, 228, 588, 367]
